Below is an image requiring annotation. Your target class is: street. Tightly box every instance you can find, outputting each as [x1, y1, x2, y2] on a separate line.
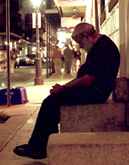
[0, 66, 46, 89]
[0, 65, 75, 104]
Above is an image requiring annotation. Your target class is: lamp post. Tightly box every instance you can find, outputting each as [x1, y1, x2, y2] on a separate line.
[32, 0, 43, 85]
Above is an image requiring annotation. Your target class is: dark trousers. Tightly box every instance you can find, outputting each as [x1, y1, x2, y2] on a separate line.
[28, 86, 105, 151]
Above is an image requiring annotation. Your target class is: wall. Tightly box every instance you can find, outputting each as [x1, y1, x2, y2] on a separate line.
[96, 0, 129, 78]
[97, 0, 119, 48]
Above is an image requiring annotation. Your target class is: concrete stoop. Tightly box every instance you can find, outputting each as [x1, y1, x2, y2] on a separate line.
[60, 100, 128, 132]
[47, 101, 129, 165]
[47, 77, 129, 164]
[47, 132, 129, 165]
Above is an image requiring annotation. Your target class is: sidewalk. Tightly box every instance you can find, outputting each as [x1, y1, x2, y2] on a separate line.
[0, 73, 76, 165]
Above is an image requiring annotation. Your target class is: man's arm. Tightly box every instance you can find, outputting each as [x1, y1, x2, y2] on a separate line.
[65, 74, 95, 88]
[50, 74, 96, 94]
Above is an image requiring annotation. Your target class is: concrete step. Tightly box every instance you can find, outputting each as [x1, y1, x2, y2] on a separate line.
[60, 100, 127, 132]
[47, 132, 129, 165]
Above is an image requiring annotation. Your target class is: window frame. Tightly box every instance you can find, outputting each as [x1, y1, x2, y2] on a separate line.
[100, 0, 106, 25]
[108, 0, 118, 12]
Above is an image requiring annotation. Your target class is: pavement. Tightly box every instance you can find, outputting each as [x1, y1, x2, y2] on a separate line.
[0, 73, 76, 165]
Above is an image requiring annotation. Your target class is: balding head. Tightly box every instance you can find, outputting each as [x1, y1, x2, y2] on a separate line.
[72, 22, 95, 41]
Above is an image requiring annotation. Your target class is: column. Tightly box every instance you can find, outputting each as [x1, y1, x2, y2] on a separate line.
[119, 0, 129, 78]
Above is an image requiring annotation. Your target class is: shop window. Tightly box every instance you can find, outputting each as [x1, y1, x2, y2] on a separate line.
[108, 0, 118, 12]
[100, 0, 106, 25]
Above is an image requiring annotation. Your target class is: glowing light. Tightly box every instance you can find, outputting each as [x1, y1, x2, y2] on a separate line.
[32, 47, 36, 52]
[27, 118, 34, 124]
[1, 83, 5, 87]
[31, 0, 42, 8]
[5, 41, 7, 45]
[57, 31, 66, 42]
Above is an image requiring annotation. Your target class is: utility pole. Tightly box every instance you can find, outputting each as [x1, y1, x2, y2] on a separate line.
[6, 0, 11, 106]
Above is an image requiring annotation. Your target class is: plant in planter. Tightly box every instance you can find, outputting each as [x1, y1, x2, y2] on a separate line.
[0, 112, 11, 123]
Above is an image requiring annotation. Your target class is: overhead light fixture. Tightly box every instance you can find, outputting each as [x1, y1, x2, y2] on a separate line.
[73, 7, 76, 12]
[72, 14, 76, 18]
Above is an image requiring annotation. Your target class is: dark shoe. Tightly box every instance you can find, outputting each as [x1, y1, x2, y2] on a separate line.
[13, 144, 47, 159]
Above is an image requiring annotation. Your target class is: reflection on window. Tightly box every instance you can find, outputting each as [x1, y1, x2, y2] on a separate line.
[100, 0, 105, 25]
[108, 0, 118, 12]
[101, 0, 105, 14]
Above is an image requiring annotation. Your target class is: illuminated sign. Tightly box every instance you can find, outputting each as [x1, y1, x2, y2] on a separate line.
[61, 17, 81, 27]
[57, 0, 86, 6]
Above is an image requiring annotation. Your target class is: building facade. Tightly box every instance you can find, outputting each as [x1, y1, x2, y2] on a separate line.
[96, 0, 129, 78]
[0, 0, 129, 78]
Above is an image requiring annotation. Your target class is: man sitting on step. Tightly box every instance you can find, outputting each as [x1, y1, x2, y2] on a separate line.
[13, 22, 120, 159]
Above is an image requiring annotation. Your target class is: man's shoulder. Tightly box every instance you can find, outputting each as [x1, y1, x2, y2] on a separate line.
[99, 35, 118, 48]
[93, 35, 119, 54]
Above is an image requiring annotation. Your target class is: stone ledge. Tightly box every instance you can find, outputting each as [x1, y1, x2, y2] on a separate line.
[47, 132, 129, 165]
[60, 101, 127, 132]
[113, 77, 129, 102]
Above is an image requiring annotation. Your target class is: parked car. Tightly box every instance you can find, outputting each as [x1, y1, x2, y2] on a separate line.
[15, 55, 34, 68]
[0, 45, 7, 69]
[26, 53, 46, 64]
[26, 53, 36, 65]
[26, 54, 36, 59]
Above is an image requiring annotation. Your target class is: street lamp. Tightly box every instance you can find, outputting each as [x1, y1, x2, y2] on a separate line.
[32, 0, 43, 85]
